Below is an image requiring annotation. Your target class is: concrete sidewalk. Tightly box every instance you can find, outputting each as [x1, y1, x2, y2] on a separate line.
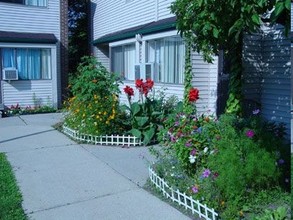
[0, 113, 191, 220]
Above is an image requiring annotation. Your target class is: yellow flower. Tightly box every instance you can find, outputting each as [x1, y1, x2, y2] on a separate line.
[239, 211, 244, 217]
[220, 201, 225, 206]
[103, 112, 107, 115]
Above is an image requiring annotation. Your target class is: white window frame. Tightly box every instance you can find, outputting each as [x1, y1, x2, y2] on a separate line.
[109, 30, 184, 84]
[110, 38, 139, 81]
[0, 42, 57, 105]
[142, 30, 185, 85]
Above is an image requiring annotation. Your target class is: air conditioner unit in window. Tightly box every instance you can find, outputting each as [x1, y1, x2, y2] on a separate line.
[2, 68, 18, 80]
[144, 63, 154, 80]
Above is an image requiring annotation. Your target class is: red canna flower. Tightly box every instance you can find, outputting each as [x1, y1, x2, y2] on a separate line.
[123, 86, 134, 97]
[146, 78, 154, 90]
[189, 88, 199, 102]
[135, 79, 144, 88]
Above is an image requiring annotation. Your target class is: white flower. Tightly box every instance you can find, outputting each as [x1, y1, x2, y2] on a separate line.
[189, 155, 196, 164]
[204, 147, 208, 154]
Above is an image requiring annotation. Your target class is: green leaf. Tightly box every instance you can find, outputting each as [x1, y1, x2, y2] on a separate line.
[213, 28, 219, 38]
[135, 116, 149, 127]
[273, 2, 285, 18]
[130, 128, 142, 138]
[143, 127, 155, 145]
[151, 111, 162, 116]
[251, 14, 260, 25]
[131, 103, 141, 116]
[120, 104, 130, 112]
[228, 19, 243, 36]
[284, 0, 290, 10]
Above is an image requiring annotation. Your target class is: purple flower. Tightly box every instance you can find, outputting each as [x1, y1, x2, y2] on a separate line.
[185, 142, 192, 147]
[190, 149, 197, 156]
[246, 130, 255, 138]
[252, 109, 260, 115]
[191, 185, 199, 193]
[202, 169, 211, 178]
[174, 121, 179, 126]
[278, 159, 285, 165]
[170, 135, 176, 142]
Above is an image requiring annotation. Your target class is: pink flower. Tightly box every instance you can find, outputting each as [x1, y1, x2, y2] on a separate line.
[202, 169, 211, 178]
[191, 185, 199, 193]
[246, 130, 255, 138]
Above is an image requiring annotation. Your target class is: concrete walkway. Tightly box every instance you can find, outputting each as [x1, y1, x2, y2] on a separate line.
[0, 113, 191, 220]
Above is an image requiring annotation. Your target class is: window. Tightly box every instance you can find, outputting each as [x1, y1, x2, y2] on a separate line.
[111, 44, 135, 80]
[146, 36, 185, 84]
[1, 48, 51, 80]
[0, 0, 47, 6]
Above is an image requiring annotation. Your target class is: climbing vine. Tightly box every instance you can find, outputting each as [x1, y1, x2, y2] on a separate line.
[183, 40, 193, 114]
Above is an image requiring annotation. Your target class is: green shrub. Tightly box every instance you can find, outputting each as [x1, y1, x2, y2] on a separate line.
[64, 56, 125, 135]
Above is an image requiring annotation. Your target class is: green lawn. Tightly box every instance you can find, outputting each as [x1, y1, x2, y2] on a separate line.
[0, 153, 27, 220]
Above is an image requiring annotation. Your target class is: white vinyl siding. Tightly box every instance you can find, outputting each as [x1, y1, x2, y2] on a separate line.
[0, 0, 60, 39]
[2, 80, 54, 108]
[92, 0, 175, 40]
[157, 0, 173, 20]
[191, 53, 218, 114]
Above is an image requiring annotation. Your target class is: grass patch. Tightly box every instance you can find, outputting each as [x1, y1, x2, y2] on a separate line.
[0, 153, 27, 220]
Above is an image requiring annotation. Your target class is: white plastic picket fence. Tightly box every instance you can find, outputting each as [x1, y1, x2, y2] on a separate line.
[63, 125, 143, 146]
[149, 167, 219, 220]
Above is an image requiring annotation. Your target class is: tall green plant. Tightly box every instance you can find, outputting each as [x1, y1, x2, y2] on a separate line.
[122, 79, 167, 145]
[64, 56, 123, 135]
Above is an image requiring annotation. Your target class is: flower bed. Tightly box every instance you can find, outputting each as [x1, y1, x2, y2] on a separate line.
[63, 125, 143, 147]
[149, 166, 218, 220]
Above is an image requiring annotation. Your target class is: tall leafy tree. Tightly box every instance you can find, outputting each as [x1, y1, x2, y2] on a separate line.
[171, 0, 290, 115]
[68, 0, 90, 74]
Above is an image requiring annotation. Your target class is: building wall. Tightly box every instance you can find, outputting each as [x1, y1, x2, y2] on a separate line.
[0, 43, 58, 108]
[0, 1, 60, 39]
[92, 0, 219, 115]
[92, 0, 174, 40]
[2, 81, 54, 108]
[0, 0, 64, 108]
[243, 25, 291, 137]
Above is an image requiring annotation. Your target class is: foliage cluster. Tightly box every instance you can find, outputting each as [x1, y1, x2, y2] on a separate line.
[0, 153, 27, 220]
[154, 104, 290, 219]
[64, 56, 126, 135]
[122, 80, 180, 145]
[3, 103, 56, 117]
